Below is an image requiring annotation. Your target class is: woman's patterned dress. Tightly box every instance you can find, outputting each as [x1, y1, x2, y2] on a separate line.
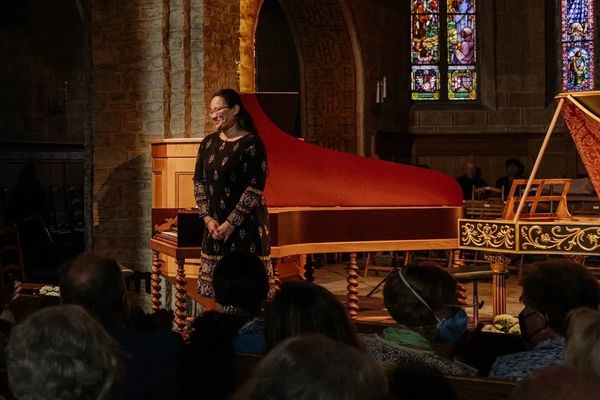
[193, 132, 273, 296]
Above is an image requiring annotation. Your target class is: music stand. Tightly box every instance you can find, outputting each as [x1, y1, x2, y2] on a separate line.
[366, 252, 405, 297]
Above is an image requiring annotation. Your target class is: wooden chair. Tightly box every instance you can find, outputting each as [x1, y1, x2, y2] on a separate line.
[473, 186, 504, 201]
[463, 199, 505, 220]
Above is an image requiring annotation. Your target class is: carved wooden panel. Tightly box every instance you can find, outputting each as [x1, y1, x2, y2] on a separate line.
[282, 0, 357, 153]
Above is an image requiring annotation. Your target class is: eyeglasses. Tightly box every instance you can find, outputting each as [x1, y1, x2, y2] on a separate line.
[209, 106, 231, 116]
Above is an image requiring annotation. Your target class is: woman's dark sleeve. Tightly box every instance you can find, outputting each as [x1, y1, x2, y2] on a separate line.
[193, 140, 210, 218]
[226, 137, 268, 227]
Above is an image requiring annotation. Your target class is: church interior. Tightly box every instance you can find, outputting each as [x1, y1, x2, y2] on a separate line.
[2, 0, 600, 399]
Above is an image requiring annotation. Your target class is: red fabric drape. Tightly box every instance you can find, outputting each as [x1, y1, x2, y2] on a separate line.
[562, 99, 600, 197]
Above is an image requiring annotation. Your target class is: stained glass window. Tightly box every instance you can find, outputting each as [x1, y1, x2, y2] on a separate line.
[411, 0, 477, 101]
[561, 0, 595, 92]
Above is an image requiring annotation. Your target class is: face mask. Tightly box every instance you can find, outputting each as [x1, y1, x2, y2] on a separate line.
[518, 307, 547, 347]
[437, 308, 468, 342]
[398, 270, 467, 342]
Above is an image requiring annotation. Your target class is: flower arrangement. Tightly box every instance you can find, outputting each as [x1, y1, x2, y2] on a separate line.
[38, 286, 60, 297]
[481, 314, 520, 335]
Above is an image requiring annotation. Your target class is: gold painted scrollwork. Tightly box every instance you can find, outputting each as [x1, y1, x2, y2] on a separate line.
[521, 225, 600, 253]
[460, 222, 515, 250]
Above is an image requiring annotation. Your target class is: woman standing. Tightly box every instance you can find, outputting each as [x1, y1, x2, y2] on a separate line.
[193, 89, 272, 297]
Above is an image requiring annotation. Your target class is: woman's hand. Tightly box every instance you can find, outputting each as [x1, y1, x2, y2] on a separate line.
[216, 221, 235, 242]
[204, 218, 223, 240]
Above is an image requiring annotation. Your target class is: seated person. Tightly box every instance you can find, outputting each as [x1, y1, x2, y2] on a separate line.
[192, 251, 271, 354]
[489, 260, 600, 381]
[187, 251, 271, 399]
[495, 158, 525, 198]
[264, 281, 361, 351]
[565, 307, 600, 378]
[60, 253, 184, 400]
[233, 335, 388, 400]
[360, 263, 476, 376]
[457, 162, 488, 200]
[6, 305, 122, 400]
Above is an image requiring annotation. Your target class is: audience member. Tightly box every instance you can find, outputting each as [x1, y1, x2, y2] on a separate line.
[489, 260, 600, 380]
[186, 251, 270, 400]
[264, 280, 361, 351]
[507, 365, 600, 400]
[565, 307, 600, 377]
[495, 158, 525, 198]
[361, 263, 475, 376]
[456, 162, 487, 200]
[60, 253, 184, 400]
[233, 335, 388, 400]
[6, 305, 122, 400]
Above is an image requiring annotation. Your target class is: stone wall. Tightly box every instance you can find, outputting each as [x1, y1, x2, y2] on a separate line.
[91, 0, 209, 268]
[407, 0, 579, 182]
[346, 0, 409, 157]
[91, 0, 166, 268]
[202, 0, 240, 132]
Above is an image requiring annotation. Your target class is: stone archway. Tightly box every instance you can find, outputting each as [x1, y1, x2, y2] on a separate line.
[279, 0, 362, 154]
[242, 0, 364, 154]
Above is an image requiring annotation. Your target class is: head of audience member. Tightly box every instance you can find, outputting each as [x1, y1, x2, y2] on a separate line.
[507, 365, 600, 400]
[518, 260, 599, 348]
[504, 158, 524, 178]
[6, 305, 122, 400]
[565, 307, 600, 377]
[234, 335, 388, 400]
[60, 253, 130, 331]
[264, 281, 360, 351]
[384, 263, 466, 342]
[462, 162, 480, 180]
[211, 88, 257, 135]
[213, 251, 270, 317]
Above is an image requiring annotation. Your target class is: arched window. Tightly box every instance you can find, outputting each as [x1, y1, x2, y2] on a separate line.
[411, 0, 477, 101]
[561, 0, 595, 92]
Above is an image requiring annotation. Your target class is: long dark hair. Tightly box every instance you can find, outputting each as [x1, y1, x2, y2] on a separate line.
[213, 251, 270, 316]
[213, 88, 257, 135]
[264, 281, 361, 351]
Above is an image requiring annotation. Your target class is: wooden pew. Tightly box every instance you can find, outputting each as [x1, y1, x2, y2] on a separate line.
[389, 371, 516, 400]
[231, 351, 517, 400]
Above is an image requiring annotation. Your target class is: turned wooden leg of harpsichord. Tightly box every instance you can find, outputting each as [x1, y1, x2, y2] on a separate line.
[346, 252, 360, 319]
[151, 250, 162, 311]
[174, 257, 188, 337]
[486, 254, 510, 317]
